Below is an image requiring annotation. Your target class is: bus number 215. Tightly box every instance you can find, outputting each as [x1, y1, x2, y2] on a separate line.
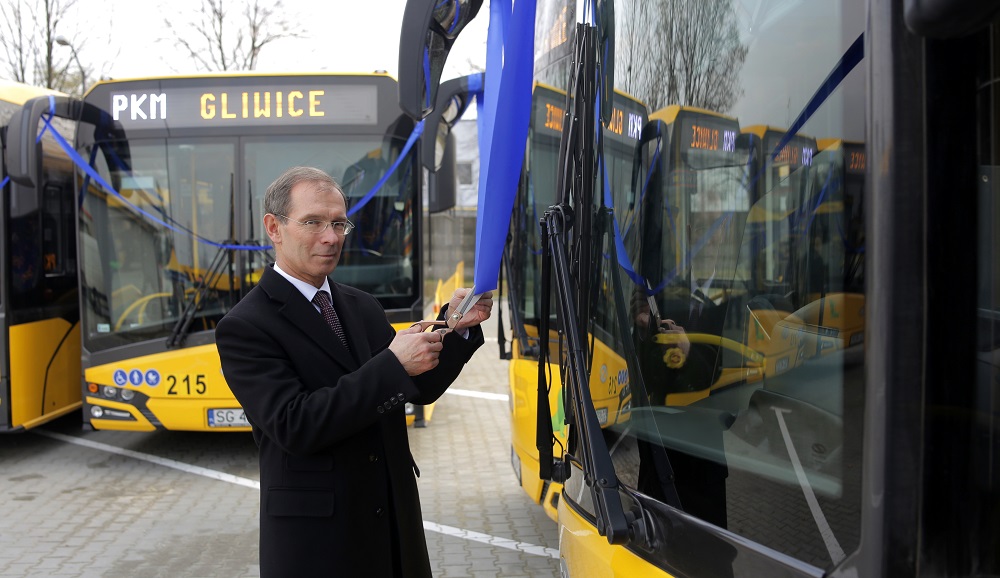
[166, 374, 207, 395]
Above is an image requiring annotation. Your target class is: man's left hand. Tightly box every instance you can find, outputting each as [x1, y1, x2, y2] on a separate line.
[448, 288, 494, 331]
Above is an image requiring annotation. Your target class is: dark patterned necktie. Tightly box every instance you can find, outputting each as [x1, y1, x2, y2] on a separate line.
[313, 291, 350, 351]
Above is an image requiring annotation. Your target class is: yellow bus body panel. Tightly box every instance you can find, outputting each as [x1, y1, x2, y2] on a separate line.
[588, 333, 632, 427]
[8, 319, 82, 430]
[85, 344, 247, 431]
[558, 499, 675, 577]
[793, 292, 865, 352]
[509, 329, 633, 523]
[509, 333, 564, 522]
[509, 354, 552, 498]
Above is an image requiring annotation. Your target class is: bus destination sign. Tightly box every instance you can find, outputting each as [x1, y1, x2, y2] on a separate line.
[103, 83, 379, 129]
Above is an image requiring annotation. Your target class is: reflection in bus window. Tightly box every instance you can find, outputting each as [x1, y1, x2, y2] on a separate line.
[577, 1, 864, 572]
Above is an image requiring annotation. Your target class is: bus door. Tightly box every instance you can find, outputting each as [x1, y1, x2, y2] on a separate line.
[1, 98, 80, 431]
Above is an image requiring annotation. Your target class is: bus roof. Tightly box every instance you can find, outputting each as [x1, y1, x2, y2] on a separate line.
[741, 124, 818, 140]
[817, 137, 864, 151]
[0, 80, 64, 107]
[650, 104, 737, 125]
[90, 70, 397, 90]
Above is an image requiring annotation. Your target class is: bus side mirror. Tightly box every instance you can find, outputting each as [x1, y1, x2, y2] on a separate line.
[427, 131, 457, 213]
[7, 95, 79, 188]
[398, 0, 484, 120]
[422, 73, 482, 172]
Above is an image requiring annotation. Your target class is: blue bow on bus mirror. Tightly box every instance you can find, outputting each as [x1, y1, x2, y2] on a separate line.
[398, 0, 484, 120]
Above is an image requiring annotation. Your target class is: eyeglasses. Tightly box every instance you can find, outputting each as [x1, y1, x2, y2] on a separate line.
[274, 214, 355, 235]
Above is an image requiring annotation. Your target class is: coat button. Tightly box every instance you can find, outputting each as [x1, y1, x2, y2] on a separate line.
[369, 454, 378, 463]
[383, 401, 391, 410]
[391, 397, 399, 406]
[397, 393, 405, 401]
[376, 507, 384, 517]
[377, 406, 385, 414]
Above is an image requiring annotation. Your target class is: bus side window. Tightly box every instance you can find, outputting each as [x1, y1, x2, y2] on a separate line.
[41, 183, 76, 278]
[9, 213, 41, 299]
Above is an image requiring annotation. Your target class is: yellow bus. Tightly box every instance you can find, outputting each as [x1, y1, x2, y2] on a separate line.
[0, 80, 81, 432]
[7, 72, 451, 432]
[505, 83, 647, 520]
[401, 0, 1000, 575]
[802, 138, 866, 353]
[741, 131, 865, 365]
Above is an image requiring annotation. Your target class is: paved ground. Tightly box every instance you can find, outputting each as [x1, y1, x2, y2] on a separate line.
[0, 312, 560, 578]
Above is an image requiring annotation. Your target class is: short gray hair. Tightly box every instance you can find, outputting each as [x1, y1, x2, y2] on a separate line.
[264, 166, 348, 218]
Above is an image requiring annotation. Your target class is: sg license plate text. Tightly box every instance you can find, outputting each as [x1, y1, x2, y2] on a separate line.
[208, 408, 249, 428]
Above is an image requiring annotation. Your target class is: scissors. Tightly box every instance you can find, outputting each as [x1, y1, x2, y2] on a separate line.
[409, 291, 483, 333]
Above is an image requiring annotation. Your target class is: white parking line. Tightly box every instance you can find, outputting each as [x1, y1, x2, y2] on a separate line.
[772, 407, 846, 564]
[37, 430, 260, 489]
[444, 388, 509, 401]
[35, 429, 553, 558]
[424, 521, 559, 559]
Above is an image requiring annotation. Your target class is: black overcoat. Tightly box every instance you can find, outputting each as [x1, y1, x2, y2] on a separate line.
[216, 265, 482, 577]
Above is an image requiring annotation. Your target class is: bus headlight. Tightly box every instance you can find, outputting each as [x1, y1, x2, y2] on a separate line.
[102, 386, 118, 398]
[90, 405, 104, 419]
[120, 389, 135, 401]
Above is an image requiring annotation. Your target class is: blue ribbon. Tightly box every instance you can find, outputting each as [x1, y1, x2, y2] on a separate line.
[38, 102, 268, 251]
[473, 0, 536, 293]
[769, 33, 864, 161]
[33, 95, 422, 252]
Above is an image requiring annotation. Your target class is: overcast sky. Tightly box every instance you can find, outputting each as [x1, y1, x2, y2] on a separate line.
[60, 0, 489, 83]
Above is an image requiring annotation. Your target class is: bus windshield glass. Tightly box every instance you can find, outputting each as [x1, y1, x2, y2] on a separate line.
[74, 76, 419, 352]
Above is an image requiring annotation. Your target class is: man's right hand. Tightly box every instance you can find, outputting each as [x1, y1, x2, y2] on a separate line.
[388, 325, 445, 376]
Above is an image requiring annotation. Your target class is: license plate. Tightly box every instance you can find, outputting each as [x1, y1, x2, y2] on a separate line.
[595, 407, 609, 426]
[208, 408, 249, 428]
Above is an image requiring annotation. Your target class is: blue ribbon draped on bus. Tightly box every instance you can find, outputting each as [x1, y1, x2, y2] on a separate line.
[33, 96, 423, 252]
[472, 0, 537, 293]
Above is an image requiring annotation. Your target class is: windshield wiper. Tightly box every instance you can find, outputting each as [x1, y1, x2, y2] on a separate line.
[166, 244, 232, 349]
[542, 203, 629, 544]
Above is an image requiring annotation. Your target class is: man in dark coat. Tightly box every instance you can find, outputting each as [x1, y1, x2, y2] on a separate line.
[216, 166, 492, 577]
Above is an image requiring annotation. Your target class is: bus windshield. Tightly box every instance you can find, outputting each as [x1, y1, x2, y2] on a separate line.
[77, 98, 418, 352]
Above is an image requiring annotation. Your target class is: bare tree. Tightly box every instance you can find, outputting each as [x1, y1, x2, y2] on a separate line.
[0, 0, 32, 82]
[616, 0, 747, 113]
[165, 0, 302, 72]
[36, 0, 76, 89]
[0, 0, 88, 93]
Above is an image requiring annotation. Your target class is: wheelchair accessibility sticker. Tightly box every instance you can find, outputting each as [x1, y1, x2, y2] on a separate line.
[114, 368, 161, 387]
